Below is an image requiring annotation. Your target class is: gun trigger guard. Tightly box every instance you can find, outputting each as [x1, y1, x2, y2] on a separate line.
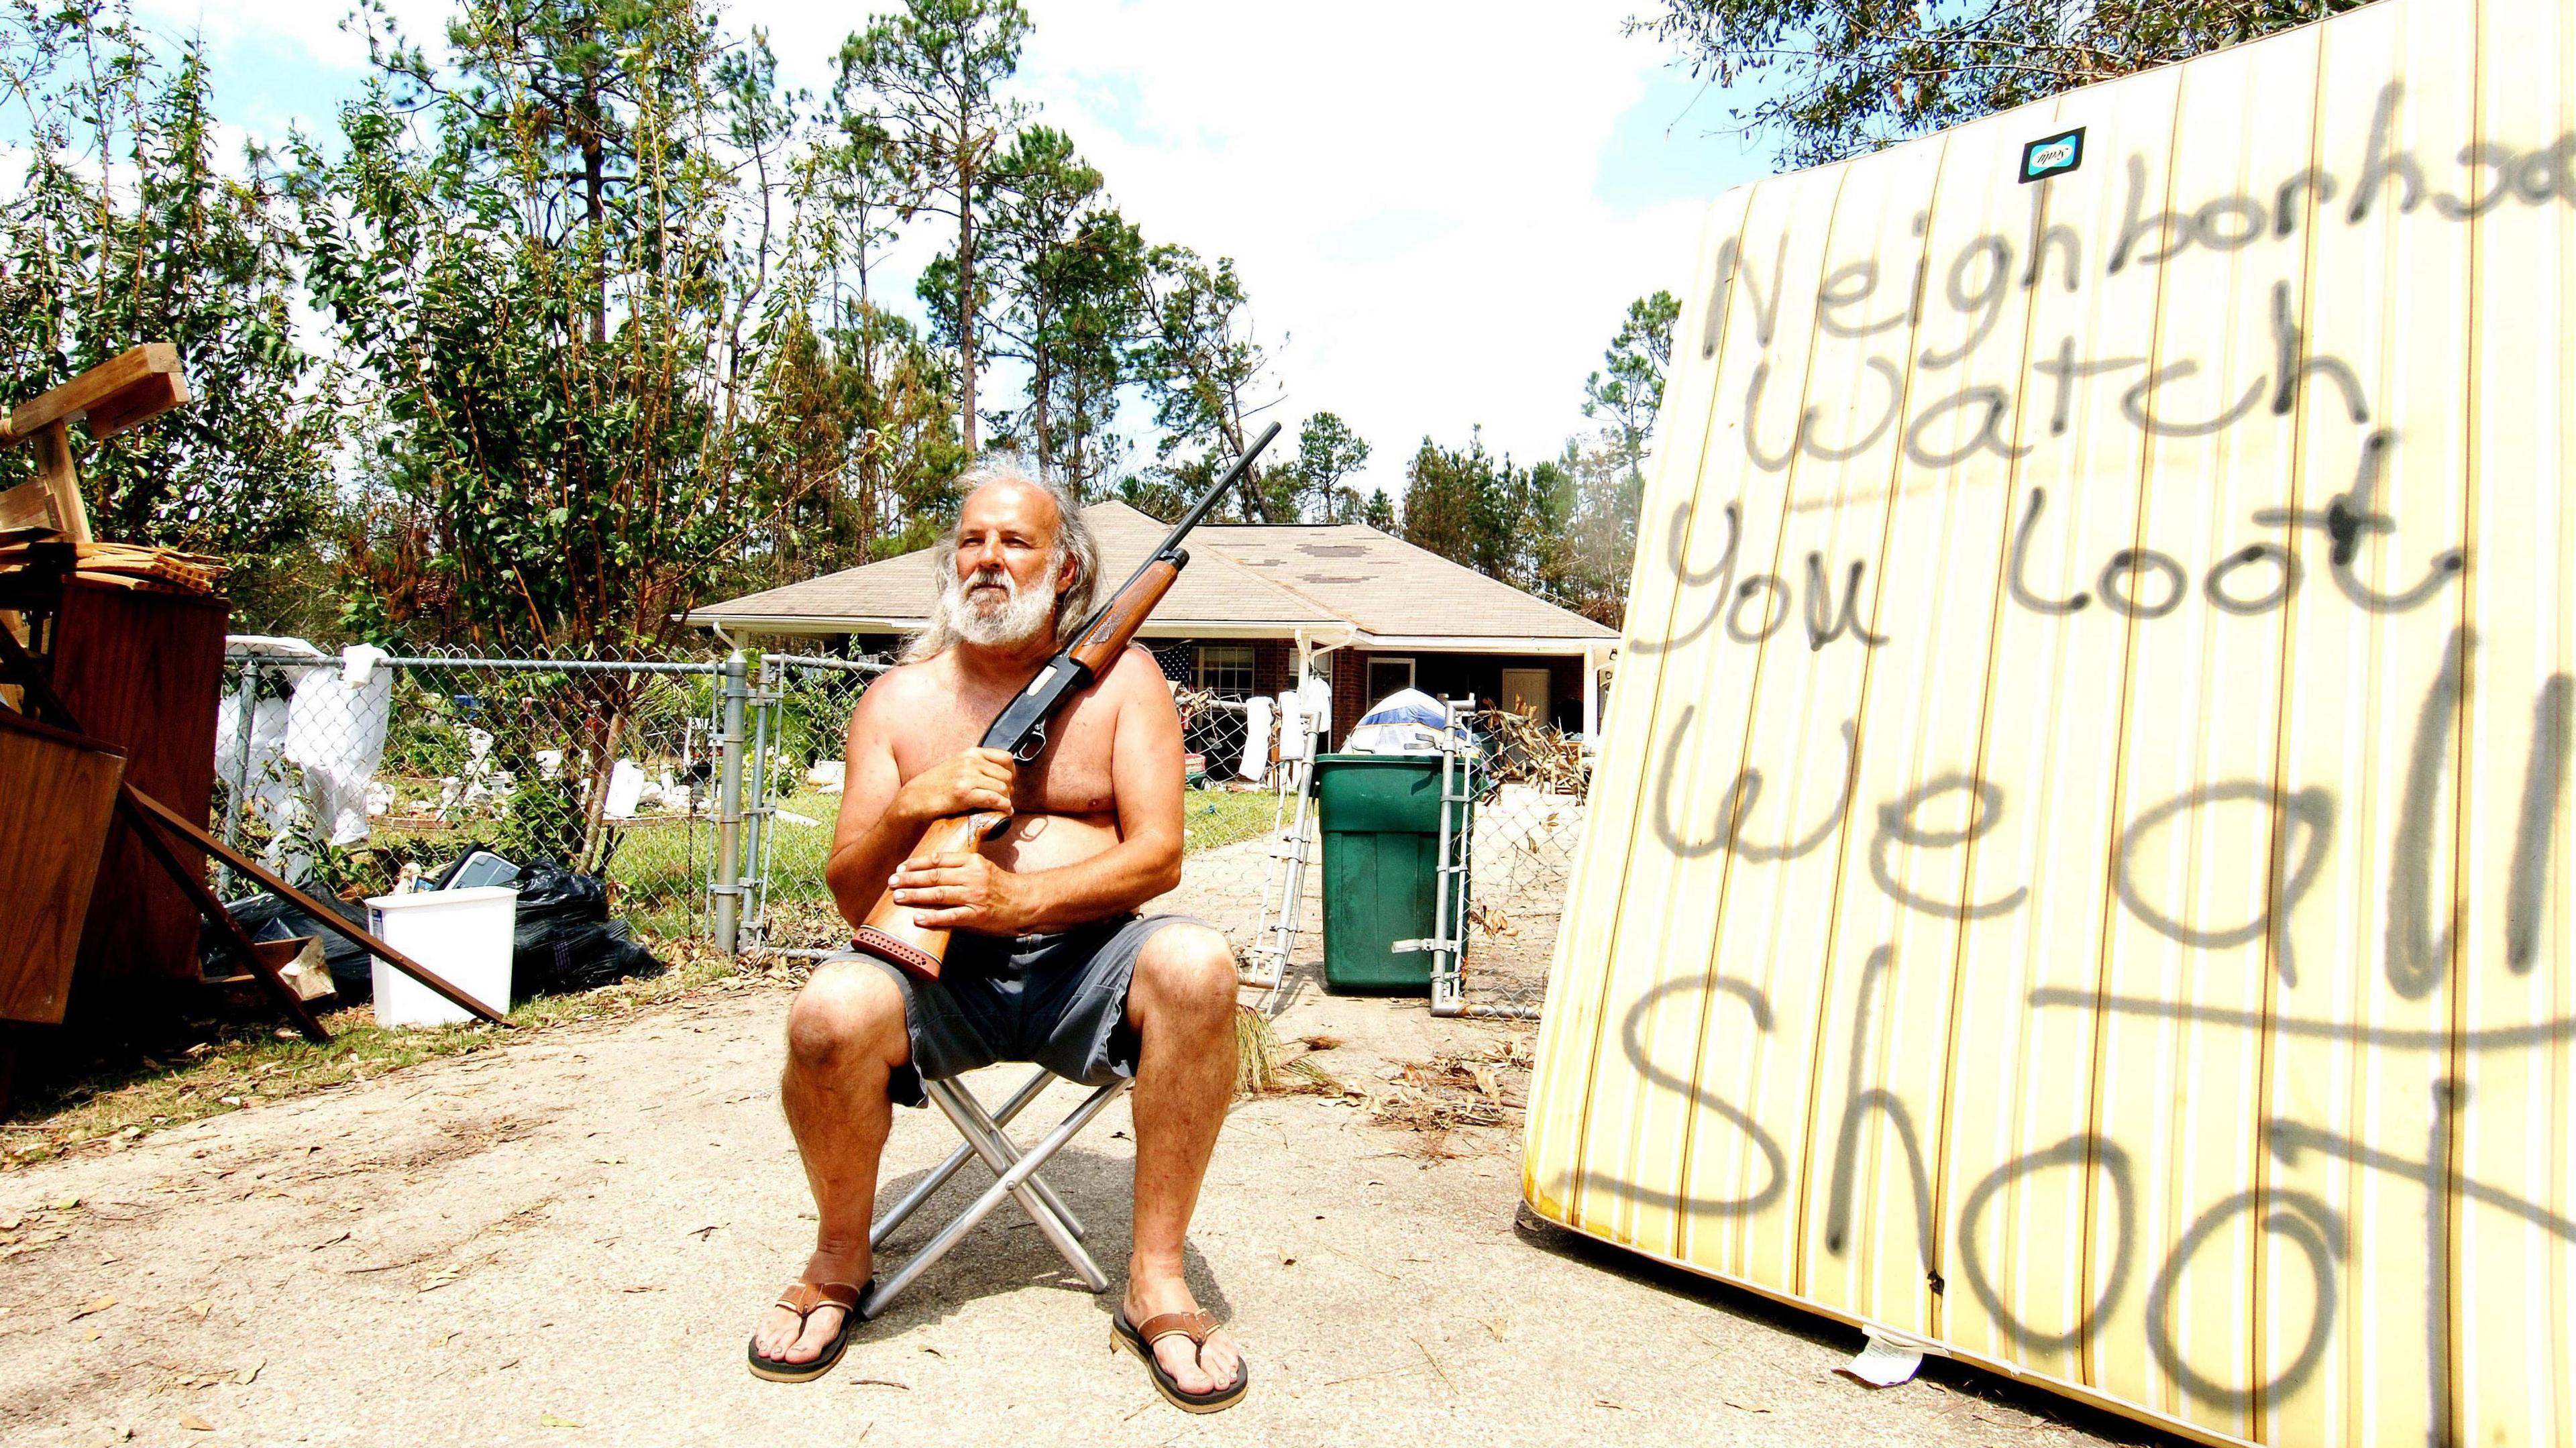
[1012, 724, 1048, 765]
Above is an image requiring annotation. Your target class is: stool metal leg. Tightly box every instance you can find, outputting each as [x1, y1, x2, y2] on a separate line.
[870, 1068, 1056, 1249]
[861, 1079, 1129, 1320]
[936, 1076, 1090, 1240]
[919, 1079, 1102, 1282]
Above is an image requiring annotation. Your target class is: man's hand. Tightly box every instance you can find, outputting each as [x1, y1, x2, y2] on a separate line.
[891, 746, 1016, 828]
[887, 850, 1037, 934]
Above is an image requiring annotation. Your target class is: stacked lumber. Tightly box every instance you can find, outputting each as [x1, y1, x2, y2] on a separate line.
[0, 532, 228, 595]
[1474, 708, 1590, 793]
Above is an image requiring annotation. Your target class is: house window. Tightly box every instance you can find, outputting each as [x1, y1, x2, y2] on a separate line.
[1365, 656, 1415, 704]
[1195, 643, 1256, 699]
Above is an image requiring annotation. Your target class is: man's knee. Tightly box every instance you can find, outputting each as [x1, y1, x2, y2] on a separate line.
[1134, 924, 1238, 1027]
[786, 961, 906, 1074]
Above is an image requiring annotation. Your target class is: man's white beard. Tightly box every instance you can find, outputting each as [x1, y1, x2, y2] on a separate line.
[941, 563, 1057, 649]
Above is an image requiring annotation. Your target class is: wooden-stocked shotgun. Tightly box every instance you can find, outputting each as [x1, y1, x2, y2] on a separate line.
[849, 421, 1283, 981]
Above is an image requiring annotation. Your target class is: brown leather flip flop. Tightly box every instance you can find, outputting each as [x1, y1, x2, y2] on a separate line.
[747, 1279, 871, 1383]
[1112, 1306, 1249, 1413]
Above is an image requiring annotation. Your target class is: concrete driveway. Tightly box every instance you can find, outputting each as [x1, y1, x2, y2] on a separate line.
[0, 974, 2177, 1447]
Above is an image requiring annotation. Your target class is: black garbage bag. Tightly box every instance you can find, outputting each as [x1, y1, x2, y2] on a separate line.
[509, 862, 661, 995]
[203, 891, 377, 1002]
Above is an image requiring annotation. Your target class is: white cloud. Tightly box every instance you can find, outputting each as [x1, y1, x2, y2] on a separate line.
[1006, 0, 1705, 493]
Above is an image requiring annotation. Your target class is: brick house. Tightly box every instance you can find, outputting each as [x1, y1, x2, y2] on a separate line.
[688, 502, 1618, 744]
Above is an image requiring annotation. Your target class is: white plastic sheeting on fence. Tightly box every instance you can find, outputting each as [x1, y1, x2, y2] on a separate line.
[218, 638, 395, 860]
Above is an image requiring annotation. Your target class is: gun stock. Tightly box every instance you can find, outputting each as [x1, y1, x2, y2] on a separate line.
[848, 425, 1280, 981]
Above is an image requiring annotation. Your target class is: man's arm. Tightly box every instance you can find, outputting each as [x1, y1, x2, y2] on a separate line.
[822, 670, 1017, 930]
[888, 647, 1185, 934]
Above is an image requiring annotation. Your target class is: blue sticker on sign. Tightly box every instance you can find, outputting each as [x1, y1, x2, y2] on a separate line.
[2020, 127, 2086, 184]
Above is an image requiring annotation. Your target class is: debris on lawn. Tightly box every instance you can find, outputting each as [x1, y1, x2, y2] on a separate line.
[1, 944, 800, 1170]
[1366, 1033, 1534, 1156]
[1473, 708, 1590, 793]
[1234, 1007, 1351, 1099]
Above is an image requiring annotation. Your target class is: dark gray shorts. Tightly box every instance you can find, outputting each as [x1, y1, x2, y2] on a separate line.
[847, 913, 1207, 1109]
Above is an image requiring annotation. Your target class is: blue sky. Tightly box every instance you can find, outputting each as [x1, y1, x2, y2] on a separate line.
[100, 0, 1776, 496]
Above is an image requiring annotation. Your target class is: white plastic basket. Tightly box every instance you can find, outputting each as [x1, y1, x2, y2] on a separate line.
[363, 886, 518, 1027]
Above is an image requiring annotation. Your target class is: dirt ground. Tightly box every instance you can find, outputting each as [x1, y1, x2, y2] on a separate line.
[0, 972, 2180, 1448]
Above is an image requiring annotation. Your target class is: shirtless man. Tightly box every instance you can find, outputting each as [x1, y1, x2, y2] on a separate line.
[747, 457, 1247, 1412]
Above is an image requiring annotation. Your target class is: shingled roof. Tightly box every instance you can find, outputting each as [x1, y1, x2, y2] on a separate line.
[1197, 521, 1615, 643]
[688, 501, 1615, 649]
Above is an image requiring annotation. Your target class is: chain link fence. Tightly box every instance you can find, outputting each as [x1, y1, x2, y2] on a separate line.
[203, 643, 1582, 1019]
[212, 645, 731, 946]
[741, 653, 883, 952]
[1430, 708, 1590, 1021]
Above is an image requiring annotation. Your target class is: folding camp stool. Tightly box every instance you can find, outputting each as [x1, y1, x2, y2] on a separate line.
[859, 1066, 1131, 1319]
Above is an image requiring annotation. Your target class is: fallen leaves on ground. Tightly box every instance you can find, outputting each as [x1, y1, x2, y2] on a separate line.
[178, 1414, 214, 1432]
[1366, 1034, 1535, 1156]
[70, 1294, 116, 1321]
[539, 1412, 582, 1428]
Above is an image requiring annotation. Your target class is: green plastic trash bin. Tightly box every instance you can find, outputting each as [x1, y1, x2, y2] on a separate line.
[1314, 753, 1470, 992]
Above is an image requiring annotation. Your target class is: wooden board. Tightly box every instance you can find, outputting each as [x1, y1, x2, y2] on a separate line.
[51, 578, 229, 987]
[0, 709, 125, 1024]
[1523, 1, 2576, 1443]
[4, 343, 186, 441]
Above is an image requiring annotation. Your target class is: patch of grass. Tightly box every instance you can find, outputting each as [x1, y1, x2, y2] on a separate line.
[0, 940, 802, 1172]
[1182, 788, 1279, 855]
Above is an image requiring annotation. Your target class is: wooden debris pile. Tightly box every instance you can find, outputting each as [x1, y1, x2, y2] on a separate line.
[1471, 708, 1589, 793]
[0, 529, 229, 595]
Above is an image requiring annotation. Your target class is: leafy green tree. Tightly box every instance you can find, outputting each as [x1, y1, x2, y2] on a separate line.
[1360, 488, 1398, 533]
[1584, 290, 1678, 492]
[1138, 245, 1282, 520]
[1285, 411, 1371, 523]
[1112, 471, 1187, 522]
[814, 77, 910, 310]
[977, 126, 1147, 496]
[1634, 0, 2375, 167]
[840, 0, 1031, 454]
[0, 0, 337, 628]
[735, 303, 966, 586]
[1401, 429, 1564, 593]
[768, 66, 968, 569]
[297, 0, 821, 651]
[1556, 289, 1680, 625]
[1039, 213, 1147, 498]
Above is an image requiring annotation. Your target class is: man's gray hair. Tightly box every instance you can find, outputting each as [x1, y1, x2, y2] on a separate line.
[902, 455, 1101, 663]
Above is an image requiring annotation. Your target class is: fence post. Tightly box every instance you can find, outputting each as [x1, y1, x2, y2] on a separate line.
[219, 657, 258, 897]
[741, 653, 775, 948]
[713, 650, 749, 954]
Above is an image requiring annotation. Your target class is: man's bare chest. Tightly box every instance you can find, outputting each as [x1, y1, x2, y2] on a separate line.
[892, 686, 1121, 816]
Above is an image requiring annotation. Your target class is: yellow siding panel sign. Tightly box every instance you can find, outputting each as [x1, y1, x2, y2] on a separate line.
[1521, 2, 2576, 1444]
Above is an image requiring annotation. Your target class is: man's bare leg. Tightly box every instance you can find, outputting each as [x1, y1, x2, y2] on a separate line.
[1120, 924, 1244, 1394]
[751, 961, 910, 1366]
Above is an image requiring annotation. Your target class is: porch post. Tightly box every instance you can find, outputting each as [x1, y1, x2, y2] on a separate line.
[1580, 643, 1601, 742]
